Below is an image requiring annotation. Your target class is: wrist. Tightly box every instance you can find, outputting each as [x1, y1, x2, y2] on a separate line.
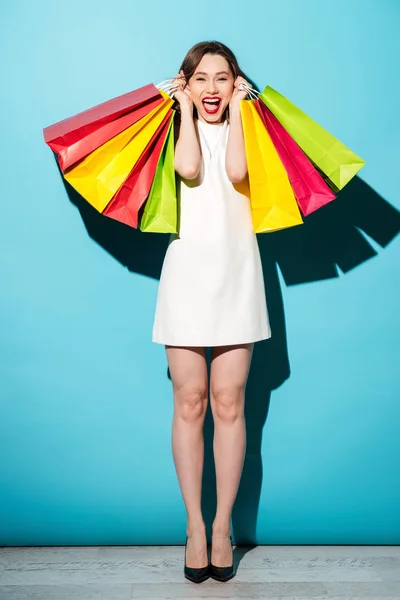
[229, 100, 242, 117]
[180, 103, 194, 118]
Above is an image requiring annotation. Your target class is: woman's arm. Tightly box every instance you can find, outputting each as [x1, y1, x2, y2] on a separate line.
[171, 71, 201, 180]
[225, 101, 248, 184]
[174, 105, 202, 180]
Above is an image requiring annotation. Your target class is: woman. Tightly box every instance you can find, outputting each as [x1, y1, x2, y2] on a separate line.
[152, 41, 271, 582]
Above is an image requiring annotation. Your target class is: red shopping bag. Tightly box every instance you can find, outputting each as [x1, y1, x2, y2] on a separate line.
[255, 99, 336, 215]
[102, 111, 174, 228]
[43, 84, 164, 170]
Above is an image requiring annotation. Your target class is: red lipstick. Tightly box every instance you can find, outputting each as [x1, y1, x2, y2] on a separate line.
[202, 96, 221, 114]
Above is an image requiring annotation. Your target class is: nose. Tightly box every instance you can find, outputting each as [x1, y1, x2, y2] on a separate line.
[207, 80, 219, 94]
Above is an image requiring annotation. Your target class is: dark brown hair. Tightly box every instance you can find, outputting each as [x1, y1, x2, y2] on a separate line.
[174, 40, 248, 126]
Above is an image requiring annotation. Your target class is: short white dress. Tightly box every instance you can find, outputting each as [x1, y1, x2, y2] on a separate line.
[152, 117, 271, 347]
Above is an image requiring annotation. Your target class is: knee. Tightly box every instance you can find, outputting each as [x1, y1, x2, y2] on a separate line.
[175, 385, 208, 422]
[211, 385, 244, 422]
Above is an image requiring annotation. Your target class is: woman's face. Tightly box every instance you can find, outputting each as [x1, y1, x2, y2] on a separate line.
[187, 53, 235, 124]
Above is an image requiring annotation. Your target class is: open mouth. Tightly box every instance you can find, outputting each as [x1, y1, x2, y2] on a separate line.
[202, 97, 221, 114]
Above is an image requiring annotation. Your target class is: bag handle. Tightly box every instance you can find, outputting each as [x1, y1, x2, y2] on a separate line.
[156, 78, 181, 99]
[238, 82, 259, 99]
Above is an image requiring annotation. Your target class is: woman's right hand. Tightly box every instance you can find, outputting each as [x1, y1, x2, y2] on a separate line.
[171, 70, 193, 111]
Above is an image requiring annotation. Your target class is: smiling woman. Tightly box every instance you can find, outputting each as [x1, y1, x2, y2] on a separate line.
[150, 41, 271, 584]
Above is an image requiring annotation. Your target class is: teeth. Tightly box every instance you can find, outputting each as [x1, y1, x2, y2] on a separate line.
[203, 99, 220, 104]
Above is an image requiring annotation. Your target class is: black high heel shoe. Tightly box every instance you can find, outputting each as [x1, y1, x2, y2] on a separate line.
[209, 534, 235, 582]
[184, 536, 210, 583]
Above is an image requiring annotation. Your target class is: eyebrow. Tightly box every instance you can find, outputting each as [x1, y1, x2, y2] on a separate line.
[194, 71, 230, 76]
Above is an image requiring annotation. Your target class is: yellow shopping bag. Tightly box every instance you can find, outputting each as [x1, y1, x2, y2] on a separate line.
[64, 90, 173, 212]
[240, 99, 303, 233]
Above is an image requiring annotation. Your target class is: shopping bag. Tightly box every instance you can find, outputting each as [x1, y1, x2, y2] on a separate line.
[255, 99, 336, 215]
[259, 85, 365, 190]
[103, 111, 174, 228]
[140, 116, 178, 233]
[53, 98, 164, 171]
[239, 99, 303, 233]
[64, 92, 173, 212]
[43, 84, 164, 170]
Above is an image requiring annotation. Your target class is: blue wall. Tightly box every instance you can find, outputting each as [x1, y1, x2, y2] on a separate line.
[1, 0, 399, 545]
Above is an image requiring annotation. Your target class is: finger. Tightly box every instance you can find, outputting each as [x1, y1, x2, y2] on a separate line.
[173, 73, 185, 83]
[172, 77, 185, 90]
[236, 76, 248, 87]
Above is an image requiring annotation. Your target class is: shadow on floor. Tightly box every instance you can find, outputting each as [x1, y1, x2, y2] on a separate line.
[62, 170, 399, 546]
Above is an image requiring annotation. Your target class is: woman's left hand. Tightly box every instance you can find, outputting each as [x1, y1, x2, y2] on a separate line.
[229, 76, 251, 109]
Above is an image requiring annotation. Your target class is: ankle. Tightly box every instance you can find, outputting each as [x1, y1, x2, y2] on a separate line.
[211, 522, 231, 538]
[186, 519, 206, 537]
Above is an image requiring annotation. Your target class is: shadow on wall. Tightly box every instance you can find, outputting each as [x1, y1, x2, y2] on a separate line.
[62, 172, 399, 544]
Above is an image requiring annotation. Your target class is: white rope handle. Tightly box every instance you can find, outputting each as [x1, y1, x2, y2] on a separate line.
[156, 77, 181, 88]
[156, 77, 184, 99]
[239, 82, 259, 99]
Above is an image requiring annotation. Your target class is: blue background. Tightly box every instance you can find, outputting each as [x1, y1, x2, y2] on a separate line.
[1, 0, 399, 545]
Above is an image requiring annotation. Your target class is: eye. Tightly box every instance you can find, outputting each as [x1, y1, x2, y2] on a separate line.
[196, 77, 227, 82]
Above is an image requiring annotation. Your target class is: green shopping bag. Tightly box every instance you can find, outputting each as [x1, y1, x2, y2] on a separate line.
[140, 114, 178, 233]
[259, 85, 365, 190]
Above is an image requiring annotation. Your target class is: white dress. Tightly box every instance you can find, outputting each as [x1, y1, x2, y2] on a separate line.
[152, 117, 271, 347]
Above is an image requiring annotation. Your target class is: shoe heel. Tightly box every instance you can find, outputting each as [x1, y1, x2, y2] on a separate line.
[184, 536, 210, 583]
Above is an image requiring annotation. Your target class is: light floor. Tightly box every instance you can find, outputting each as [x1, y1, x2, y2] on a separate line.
[0, 544, 399, 599]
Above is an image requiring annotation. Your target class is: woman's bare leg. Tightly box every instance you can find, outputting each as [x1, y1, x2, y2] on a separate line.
[209, 343, 254, 566]
[166, 345, 208, 568]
